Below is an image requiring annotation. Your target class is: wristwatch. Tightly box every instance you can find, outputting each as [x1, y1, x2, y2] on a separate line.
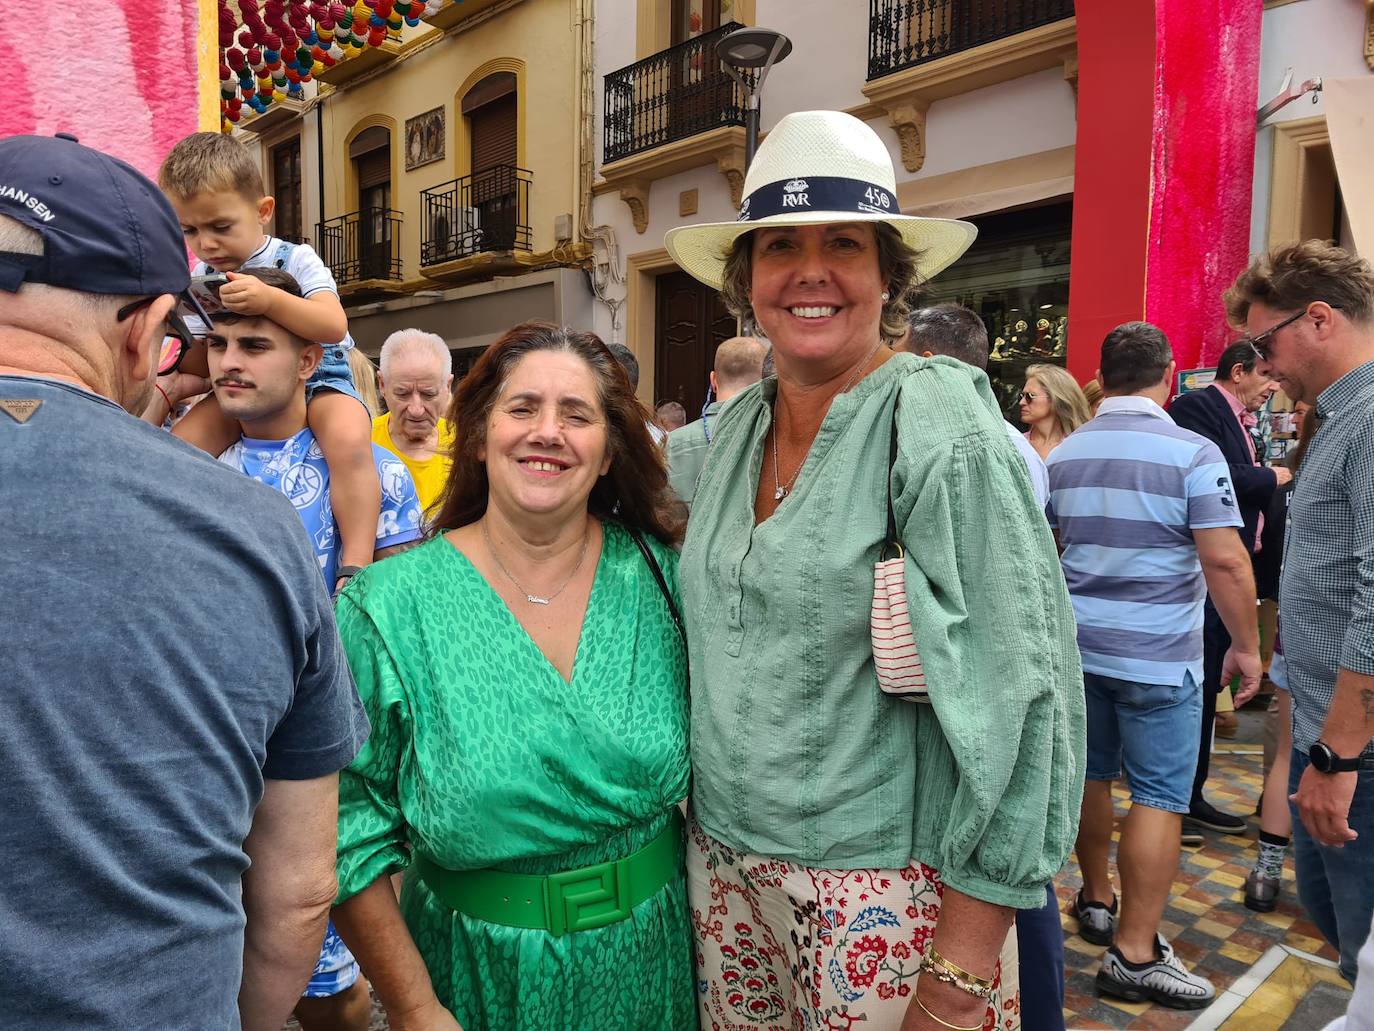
[1309, 741, 1361, 773]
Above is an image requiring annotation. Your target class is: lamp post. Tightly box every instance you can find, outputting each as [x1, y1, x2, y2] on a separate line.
[715, 27, 793, 168]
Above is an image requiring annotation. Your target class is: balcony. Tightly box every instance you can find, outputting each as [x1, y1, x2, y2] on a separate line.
[419, 165, 532, 280]
[597, 24, 758, 233]
[868, 0, 1075, 79]
[604, 22, 753, 165]
[862, 0, 1077, 173]
[420, 0, 522, 31]
[315, 208, 404, 295]
[235, 96, 306, 136]
[314, 38, 402, 88]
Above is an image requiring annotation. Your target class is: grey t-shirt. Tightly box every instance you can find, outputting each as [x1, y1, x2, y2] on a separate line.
[0, 376, 368, 1029]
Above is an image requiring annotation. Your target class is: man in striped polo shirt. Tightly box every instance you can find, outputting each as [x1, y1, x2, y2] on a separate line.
[1047, 322, 1263, 1009]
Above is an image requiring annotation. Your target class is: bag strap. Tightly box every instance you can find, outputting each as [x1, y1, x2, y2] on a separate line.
[626, 525, 687, 647]
[885, 397, 901, 551]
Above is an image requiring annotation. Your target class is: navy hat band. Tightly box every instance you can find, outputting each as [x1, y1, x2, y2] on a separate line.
[737, 176, 898, 223]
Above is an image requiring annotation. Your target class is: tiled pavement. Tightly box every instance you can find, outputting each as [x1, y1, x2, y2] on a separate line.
[1056, 736, 1352, 1029]
[290, 718, 1357, 1030]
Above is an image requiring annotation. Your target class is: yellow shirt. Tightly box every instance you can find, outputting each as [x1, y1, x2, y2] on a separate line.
[371, 413, 455, 515]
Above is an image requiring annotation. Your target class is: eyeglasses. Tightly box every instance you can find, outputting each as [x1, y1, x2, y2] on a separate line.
[117, 295, 197, 375]
[1018, 391, 1040, 403]
[1242, 303, 1340, 361]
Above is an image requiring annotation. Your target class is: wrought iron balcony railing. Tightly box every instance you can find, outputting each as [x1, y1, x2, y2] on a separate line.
[868, 0, 1075, 80]
[603, 22, 755, 165]
[419, 165, 532, 265]
[315, 208, 403, 285]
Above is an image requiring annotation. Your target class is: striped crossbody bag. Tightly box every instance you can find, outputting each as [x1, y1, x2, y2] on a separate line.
[870, 401, 929, 702]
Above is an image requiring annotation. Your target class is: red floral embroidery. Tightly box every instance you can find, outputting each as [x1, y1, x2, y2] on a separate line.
[689, 820, 1020, 1029]
[844, 935, 887, 988]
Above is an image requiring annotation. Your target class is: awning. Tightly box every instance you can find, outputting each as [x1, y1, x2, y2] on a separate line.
[1324, 77, 1374, 255]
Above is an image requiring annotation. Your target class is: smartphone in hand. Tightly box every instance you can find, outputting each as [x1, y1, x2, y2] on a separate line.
[183, 274, 229, 317]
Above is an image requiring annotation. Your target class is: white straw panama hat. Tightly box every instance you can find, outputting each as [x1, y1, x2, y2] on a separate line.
[664, 110, 977, 290]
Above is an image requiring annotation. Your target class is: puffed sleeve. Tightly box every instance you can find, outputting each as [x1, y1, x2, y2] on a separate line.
[893, 359, 1086, 909]
[333, 589, 414, 902]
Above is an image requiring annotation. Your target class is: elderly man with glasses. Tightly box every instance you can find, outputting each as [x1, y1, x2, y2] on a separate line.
[1226, 240, 1374, 987]
[0, 134, 369, 1030]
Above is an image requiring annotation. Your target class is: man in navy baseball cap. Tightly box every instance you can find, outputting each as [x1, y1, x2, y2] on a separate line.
[0, 132, 210, 413]
[0, 134, 365, 1031]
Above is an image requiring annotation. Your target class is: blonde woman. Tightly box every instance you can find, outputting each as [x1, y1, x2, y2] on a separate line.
[348, 348, 382, 417]
[1019, 363, 1091, 460]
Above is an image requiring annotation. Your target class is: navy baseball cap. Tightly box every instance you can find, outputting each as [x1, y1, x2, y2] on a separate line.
[0, 132, 211, 326]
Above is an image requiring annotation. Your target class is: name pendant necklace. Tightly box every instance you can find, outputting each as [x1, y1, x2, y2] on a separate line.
[771, 342, 883, 501]
[482, 518, 590, 605]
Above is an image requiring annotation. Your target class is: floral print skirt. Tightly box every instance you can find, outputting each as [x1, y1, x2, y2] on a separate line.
[687, 813, 1020, 1031]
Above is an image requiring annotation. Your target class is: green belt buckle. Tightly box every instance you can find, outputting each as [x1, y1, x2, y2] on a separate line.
[544, 857, 631, 936]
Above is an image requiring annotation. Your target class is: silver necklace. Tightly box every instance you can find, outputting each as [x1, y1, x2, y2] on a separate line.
[770, 342, 883, 501]
[481, 518, 590, 605]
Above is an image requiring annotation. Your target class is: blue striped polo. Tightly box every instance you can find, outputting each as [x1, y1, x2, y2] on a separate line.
[1046, 395, 1243, 687]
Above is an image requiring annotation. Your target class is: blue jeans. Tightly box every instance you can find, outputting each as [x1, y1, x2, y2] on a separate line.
[1015, 883, 1065, 1031]
[1084, 671, 1201, 813]
[1288, 748, 1374, 983]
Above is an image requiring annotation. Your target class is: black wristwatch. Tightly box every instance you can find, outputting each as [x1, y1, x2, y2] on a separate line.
[1309, 741, 1361, 773]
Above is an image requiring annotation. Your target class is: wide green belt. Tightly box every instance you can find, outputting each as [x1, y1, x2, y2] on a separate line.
[413, 809, 684, 936]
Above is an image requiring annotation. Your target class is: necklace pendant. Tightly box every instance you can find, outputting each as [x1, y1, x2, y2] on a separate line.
[774, 486, 788, 501]
[526, 594, 551, 605]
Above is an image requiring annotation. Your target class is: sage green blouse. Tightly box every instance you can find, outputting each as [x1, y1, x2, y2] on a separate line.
[679, 353, 1085, 909]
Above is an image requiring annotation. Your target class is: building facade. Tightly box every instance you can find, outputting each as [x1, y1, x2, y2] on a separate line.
[234, 0, 602, 370]
[588, 0, 1371, 418]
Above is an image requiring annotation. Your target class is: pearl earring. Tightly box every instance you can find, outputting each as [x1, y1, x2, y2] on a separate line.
[881, 291, 890, 302]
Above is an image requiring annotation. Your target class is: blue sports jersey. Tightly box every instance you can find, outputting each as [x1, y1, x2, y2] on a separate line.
[220, 428, 423, 584]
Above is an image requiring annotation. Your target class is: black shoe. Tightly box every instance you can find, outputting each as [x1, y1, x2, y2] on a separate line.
[1244, 868, 1281, 912]
[1074, 890, 1118, 946]
[1096, 935, 1216, 1009]
[1181, 818, 1205, 846]
[1188, 798, 1247, 834]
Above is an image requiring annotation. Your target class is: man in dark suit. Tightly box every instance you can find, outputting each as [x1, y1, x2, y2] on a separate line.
[1170, 342, 1289, 834]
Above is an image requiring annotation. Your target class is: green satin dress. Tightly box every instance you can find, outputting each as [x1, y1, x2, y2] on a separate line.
[333, 525, 696, 1031]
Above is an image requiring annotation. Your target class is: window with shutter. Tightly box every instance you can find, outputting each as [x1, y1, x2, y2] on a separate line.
[271, 139, 303, 242]
[468, 93, 517, 173]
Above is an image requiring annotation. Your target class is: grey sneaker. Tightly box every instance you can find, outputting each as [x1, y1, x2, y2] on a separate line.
[1073, 890, 1117, 946]
[1244, 868, 1281, 912]
[1096, 934, 1216, 1010]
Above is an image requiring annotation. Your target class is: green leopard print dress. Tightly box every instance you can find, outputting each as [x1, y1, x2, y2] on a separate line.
[334, 525, 696, 1030]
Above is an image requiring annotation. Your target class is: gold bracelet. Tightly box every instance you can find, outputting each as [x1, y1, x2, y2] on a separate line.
[928, 945, 995, 989]
[915, 990, 983, 1031]
[918, 952, 994, 1000]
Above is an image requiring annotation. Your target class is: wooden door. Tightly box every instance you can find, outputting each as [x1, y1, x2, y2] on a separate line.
[654, 269, 736, 420]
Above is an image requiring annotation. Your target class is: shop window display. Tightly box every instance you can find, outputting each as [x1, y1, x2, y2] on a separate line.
[916, 201, 1072, 424]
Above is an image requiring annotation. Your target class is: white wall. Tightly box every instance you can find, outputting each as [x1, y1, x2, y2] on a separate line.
[754, 0, 871, 116]
[1249, 0, 1371, 253]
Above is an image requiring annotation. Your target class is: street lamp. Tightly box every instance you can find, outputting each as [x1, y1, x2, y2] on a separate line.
[716, 27, 793, 168]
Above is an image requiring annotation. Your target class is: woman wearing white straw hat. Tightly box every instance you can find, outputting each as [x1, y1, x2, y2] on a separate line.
[667, 110, 1084, 1031]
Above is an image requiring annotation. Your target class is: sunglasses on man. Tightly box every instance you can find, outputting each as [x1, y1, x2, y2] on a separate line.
[1242, 302, 1340, 361]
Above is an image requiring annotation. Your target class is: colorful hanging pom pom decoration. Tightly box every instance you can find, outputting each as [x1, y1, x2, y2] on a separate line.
[218, 0, 411, 131]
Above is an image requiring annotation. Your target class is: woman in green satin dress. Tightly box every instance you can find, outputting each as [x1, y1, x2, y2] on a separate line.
[330, 322, 695, 1031]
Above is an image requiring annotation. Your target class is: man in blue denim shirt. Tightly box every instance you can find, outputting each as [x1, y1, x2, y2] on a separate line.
[1226, 240, 1374, 984]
